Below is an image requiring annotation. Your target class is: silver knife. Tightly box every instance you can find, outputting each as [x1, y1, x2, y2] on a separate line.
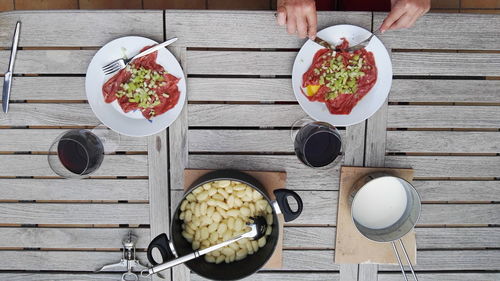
[2, 21, 21, 113]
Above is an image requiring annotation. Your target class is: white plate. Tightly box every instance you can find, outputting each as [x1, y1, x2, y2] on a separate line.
[85, 36, 186, 137]
[292, 25, 392, 126]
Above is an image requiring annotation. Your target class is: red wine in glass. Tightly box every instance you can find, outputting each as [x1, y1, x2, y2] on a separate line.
[50, 130, 104, 177]
[294, 121, 342, 168]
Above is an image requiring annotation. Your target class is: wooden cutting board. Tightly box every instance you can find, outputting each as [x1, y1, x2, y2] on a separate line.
[335, 166, 417, 265]
[184, 169, 285, 269]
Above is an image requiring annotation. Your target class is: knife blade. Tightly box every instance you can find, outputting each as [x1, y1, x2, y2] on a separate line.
[312, 36, 340, 52]
[3, 21, 21, 113]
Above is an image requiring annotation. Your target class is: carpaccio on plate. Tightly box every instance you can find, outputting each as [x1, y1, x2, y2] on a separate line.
[102, 46, 180, 120]
[302, 38, 377, 115]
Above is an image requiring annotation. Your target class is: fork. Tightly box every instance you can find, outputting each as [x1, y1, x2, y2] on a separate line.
[343, 29, 382, 52]
[102, 37, 178, 75]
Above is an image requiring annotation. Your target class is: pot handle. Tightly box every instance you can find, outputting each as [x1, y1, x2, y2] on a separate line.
[147, 233, 175, 266]
[274, 189, 303, 222]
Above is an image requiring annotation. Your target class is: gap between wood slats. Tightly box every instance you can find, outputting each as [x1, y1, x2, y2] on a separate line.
[392, 49, 500, 53]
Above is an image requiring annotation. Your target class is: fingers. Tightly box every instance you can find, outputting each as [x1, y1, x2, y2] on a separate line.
[306, 11, 317, 39]
[379, 1, 407, 32]
[277, 7, 286, 26]
[276, 0, 317, 39]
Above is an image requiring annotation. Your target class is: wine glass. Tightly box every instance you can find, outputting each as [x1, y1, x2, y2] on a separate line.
[290, 117, 343, 169]
[48, 125, 120, 178]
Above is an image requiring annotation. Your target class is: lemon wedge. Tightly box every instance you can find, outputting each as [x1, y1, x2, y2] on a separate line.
[306, 85, 321, 96]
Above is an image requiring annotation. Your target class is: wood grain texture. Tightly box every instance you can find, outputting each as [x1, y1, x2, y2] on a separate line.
[283, 227, 335, 249]
[145, 0, 206, 9]
[0, 104, 98, 126]
[359, 264, 378, 281]
[189, 129, 346, 153]
[147, 131, 171, 281]
[0, 50, 94, 74]
[387, 105, 500, 128]
[0, 179, 149, 200]
[0, 0, 13, 11]
[0, 250, 148, 271]
[0, 203, 149, 224]
[379, 273, 500, 281]
[78, 0, 143, 9]
[0, 273, 126, 280]
[412, 180, 500, 201]
[415, 227, 500, 249]
[340, 264, 358, 281]
[187, 50, 295, 76]
[386, 131, 500, 153]
[183, 155, 341, 191]
[373, 12, 500, 50]
[207, 0, 271, 10]
[0, 227, 150, 248]
[187, 78, 295, 102]
[389, 80, 500, 103]
[188, 104, 305, 127]
[392, 52, 500, 76]
[378, 250, 500, 271]
[0, 11, 162, 47]
[384, 155, 500, 178]
[166, 10, 371, 48]
[167, 46, 190, 281]
[0, 154, 148, 177]
[364, 100, 388, 167]
[420, 204, 499, 224]
[1, 77, 86, 100]
[0, 129, 146, 152]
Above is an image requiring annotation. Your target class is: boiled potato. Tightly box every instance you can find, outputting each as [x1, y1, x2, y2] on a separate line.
[179, 180, 274, 264]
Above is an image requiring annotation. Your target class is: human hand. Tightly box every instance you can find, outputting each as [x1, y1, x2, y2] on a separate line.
[276, 0, 317, 39]
[380, 0, 430, 32]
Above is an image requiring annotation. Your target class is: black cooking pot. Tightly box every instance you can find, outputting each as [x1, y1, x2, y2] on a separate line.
[147, 170, 303, 280]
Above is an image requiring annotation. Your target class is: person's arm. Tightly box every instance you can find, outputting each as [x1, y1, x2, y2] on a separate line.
[276, 0, 318, 39]
[379, 0, 430, 32]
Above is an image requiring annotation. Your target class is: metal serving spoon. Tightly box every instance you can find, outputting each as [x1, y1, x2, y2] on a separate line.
[141, 216, 268, 277]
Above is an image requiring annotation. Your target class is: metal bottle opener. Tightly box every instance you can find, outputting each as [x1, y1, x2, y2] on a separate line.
[97, 232, 148, 281]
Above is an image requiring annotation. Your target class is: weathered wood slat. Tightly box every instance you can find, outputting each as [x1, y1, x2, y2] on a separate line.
[387, 105, 500, 128]
[420, 204, 499, 225]
[0, 129, 147, 152]
[415, 227, 500, 249]
[373, 12, 500, 50]
[0, 273, 125, 281]
[378, 250, 500, 271]
[0, 228, 150, 248]
[0, 155, 148, 177]
[166, 10, 371, 48]
[0, 203, 149, 224]
[171, 190, 337, 225]
[384, 156, 500, 178]
[392, 52, 500, 76]
[413, 180, 500, 201]
[389, 80, 500, 103]
[0, 226, 496, 250]
[189, 129, 346, 153]
[188, 78, 295, 102]
[187, 50, 295, 76]
[0, 50, 95, 74]
[0, 179, 149, 201]
[184, 155, 341, 191]
[147, 131, 172, 281]
[192, 273, 340, 281]
[0, 250, 148, 271]
[386, 131, 500, 153]
[379, 273, 500, 281]
[188, 104, 305, 127]
[1, 77, 85, 100]
[0, 11, 163, 47]
[0, 104, 98, 126]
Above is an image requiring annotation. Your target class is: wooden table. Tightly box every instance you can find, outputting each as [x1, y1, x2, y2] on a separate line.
[0, 9, 499, 281]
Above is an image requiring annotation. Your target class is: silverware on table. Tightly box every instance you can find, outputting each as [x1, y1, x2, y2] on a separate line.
[2, 21, 21, 113]
[141, 216, 267, 277]
[102, 37, 178, 75]
[312, 29, 381, 53]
